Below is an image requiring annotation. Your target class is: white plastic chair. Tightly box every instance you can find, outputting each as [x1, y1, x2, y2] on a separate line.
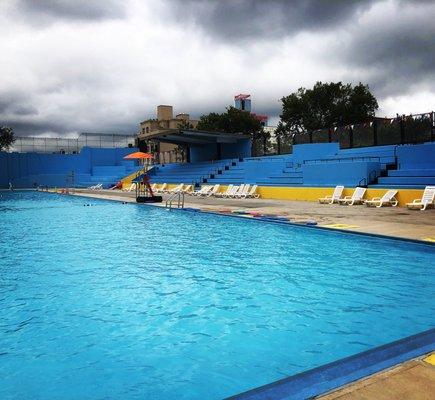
[234, 184, 250, 198]
[206, 184, 221, 197]
[318, 185, 344, 204]
[406, 186, 435, 211]
[339, 187, 366, 205]
[365, 190, 398, 207]
[244, 185, 260, 199]
[215, 185, 234, 198]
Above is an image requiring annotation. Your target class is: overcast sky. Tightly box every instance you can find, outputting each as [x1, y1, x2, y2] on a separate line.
[1, 0, 434, 137]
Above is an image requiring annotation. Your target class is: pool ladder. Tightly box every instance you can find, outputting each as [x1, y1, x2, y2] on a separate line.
[165, 191, 185, 210]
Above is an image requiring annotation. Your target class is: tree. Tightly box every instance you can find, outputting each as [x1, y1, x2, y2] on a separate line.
[279, 82, 378, 135]
[177, 121, 194, 130]
[197, 106, 266, 155]
[0, 126, 15, 151]
[197, 106, 264, 136]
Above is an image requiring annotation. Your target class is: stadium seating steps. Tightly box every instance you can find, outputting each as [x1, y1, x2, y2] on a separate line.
[147, 142, 435, 189]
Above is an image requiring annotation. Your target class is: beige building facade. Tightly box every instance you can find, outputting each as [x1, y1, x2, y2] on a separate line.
[137, 105, 199, 162]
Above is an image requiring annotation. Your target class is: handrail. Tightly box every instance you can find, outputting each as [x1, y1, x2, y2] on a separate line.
[303, 155, 381, 165]
[165, 191, 185, 210]
[358, 177, 367, 187]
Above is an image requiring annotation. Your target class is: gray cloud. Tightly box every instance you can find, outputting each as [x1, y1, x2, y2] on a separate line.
[15, 0, 126, 22]
[167, 0, 377, 41]
[1, 0, 435, 137]
[337, 1, 435, 97]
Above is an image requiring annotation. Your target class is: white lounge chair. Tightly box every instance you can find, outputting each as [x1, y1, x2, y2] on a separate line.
[193, 185, 211, 196]
[234, 184, 250, 198]
[338, 187, 366, 205]
[182, 185, 194, 195]
[168, 184, 184, 194]
[406, 186, 435, 211]
[153, 183, 167, 194]
[229, 184, 245, 198]
[206, 184, 221, 197]
[122, 182, 137, 192]
[244, 184, 260, 199]
[365, 190, 398, 207]
[215, 185, 234, 198]
[222, 185, 239, 198]
[88, 183, 103, 190]
[319, 185, 344, 204]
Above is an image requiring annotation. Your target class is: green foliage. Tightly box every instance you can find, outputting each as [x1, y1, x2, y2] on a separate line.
[279, 82, 378, 134]
[0, 126, 15, 151]
[197, 106, 264, 136]
[177, 121, 194, 130]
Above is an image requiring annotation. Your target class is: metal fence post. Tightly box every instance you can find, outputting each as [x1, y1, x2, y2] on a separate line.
[400, 115, 405, 144]
[373, 119, 378, 146]
[349, 126, 354, 148]
[431, 111, 434, 142]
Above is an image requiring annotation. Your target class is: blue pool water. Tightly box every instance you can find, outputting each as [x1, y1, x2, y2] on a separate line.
[0, 192, 434, 399]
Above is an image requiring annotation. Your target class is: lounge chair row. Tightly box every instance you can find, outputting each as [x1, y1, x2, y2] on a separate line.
[319, 185, 435, 210]
[193, 184, 260, 199]
[146, 183, 260, 198]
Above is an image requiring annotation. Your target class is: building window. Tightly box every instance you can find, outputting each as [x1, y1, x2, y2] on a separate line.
[146, 127, 149, 133]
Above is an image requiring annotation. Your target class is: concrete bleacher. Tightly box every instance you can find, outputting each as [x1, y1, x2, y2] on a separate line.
[78, 160, 140, 188]
[373, 142, 435, 188]
[206, 142, 434, 188]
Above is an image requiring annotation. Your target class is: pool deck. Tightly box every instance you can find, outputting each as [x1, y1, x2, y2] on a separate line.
[318, 352, 435, 400]
[66, 189, 435, 243]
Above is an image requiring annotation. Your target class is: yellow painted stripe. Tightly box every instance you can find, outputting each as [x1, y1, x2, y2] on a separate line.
[423, 353, 435, 365]
[422, 237, 435, 243]
[323, 223, 360, 229]
[143, 181, 425, 208]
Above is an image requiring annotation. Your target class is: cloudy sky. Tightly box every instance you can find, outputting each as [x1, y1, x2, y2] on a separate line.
[1, 0, 434, 137]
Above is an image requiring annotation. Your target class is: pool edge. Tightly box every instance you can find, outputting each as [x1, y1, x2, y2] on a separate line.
[225, 328, 435, 400]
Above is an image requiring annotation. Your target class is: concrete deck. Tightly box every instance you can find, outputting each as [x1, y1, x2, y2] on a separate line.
[66, 189, 435, 242]
[318, 353, 435, 400]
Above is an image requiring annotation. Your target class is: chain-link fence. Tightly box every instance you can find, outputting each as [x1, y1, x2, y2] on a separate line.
[11, 133, 136, 153]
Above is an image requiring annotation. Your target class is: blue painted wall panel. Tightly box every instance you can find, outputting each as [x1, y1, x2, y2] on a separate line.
[302, 161, 381, 186]
[397, 142, 435, 169]
[0, 147, 137, 188]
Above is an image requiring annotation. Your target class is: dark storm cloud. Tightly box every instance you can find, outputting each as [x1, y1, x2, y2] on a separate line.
[338, 2, 435, 97]
[167, 0, 377, 41]
[16, 0, 126, 22]
[0, 92, 38, 116]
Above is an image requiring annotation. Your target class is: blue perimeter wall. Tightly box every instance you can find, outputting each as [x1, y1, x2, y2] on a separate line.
[0, 147, 137, 189]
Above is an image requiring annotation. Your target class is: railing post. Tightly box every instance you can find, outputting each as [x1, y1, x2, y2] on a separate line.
[373, 119, 378, 146]
[349, 125, 354, 148]
[431, 111, 434, 142]
[400, 115, 405, 144]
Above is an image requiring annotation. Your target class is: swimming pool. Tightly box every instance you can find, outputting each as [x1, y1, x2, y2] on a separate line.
[0, 192, 434, 399]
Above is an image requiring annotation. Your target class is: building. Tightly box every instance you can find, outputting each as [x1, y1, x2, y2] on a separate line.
[234, 94, 268, 126]
[138, 105, 199, 162]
